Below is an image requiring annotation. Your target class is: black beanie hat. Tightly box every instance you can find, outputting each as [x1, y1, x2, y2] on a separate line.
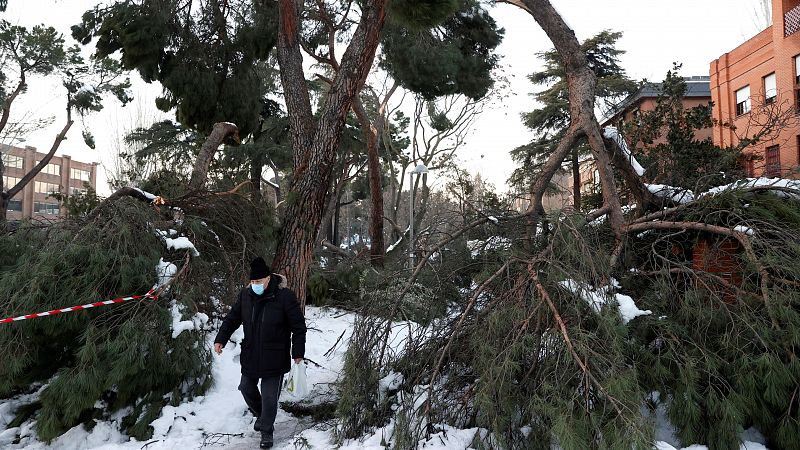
[250, 257, 270, 280]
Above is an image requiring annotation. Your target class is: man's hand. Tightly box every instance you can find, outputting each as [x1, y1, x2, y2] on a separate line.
[214, 343, 223, 355]
[294, 358, 303, 364]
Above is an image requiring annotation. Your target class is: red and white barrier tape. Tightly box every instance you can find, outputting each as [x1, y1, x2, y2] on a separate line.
[0, 290, 158, 324]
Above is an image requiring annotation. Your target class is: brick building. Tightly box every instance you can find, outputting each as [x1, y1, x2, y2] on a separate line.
[710, 0, 800, 178]
[600, 76, 713, 147]
[1, 144, 98, 221]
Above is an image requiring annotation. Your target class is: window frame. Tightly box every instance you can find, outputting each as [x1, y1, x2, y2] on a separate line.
[746, 159, 756, 177]
[1, 154, 24, 169]
[36, 161, 61, 176]
[2, 175, 20, 190]
[795, 55, 800, 85]
[70, 168, 91, 182]
[7, 199, 22, 212]
[34, 181, 60, 195]
[33, 202, 60, 215]
[764, 73, 777, 104]
[735, 85, 751, 116]
[765, 145, 781, 178]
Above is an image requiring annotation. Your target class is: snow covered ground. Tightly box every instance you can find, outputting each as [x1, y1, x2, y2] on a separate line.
[0, 306, 774, 450]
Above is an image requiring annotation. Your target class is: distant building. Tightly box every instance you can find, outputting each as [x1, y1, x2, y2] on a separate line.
[600, 76, 713, 147]
[1, 144, 98, 222]
[710, 0, 800, 178]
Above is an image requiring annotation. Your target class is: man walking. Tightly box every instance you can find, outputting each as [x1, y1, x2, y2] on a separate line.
[214, 257, 306, 449]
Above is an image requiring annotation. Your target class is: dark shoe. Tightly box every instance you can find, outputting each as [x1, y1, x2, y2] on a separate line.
[259, 432, 273, 449]
[253, 416, 262, 432]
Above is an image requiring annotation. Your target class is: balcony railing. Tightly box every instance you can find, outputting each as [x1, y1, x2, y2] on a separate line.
[785, 4, 800, 37]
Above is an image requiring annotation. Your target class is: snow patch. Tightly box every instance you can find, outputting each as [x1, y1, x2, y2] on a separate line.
[559, 278, 651, 324]
[734, 225, 754, 236]
[169, 300, 209, 339]
[467, 236, 512, 257]
[646, 184, 695, 204]
[154, 258, 177, 289]
[155, 230, 200, 257]
[386, 235, 403, 253]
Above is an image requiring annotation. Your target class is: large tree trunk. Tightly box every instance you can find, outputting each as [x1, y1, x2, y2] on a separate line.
[272, 0, 387, 308]
[501, 0, 624, 237]
[189, 122, 240, 190]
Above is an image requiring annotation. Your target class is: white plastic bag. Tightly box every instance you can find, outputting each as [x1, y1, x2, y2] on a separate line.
[284, 361, 310, 398]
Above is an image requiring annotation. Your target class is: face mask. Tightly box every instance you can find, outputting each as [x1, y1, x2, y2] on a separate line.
[251, 283, 265, 295]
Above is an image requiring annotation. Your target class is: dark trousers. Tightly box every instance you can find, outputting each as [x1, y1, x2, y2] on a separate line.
[238, 374, 283, 436]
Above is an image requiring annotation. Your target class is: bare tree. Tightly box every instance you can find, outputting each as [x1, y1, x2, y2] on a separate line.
[0, 25, 130, 224]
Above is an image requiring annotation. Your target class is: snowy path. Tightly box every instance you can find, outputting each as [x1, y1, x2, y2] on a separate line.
[1, 307, 354, 450]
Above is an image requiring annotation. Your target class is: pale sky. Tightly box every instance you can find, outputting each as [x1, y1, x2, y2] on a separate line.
[2, 0, 771, 195]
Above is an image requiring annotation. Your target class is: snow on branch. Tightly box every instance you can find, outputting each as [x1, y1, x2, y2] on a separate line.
[603, 126, 645, 176]
[559, 278, 651, 324]
[700, 177, 800, 199]
[645, 184, 695, 204]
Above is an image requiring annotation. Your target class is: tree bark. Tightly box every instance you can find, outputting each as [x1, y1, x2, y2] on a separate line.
[0, 72, 26, 137]
[352, 84, 396, 267]
[189, 122, 240, 190]
[604, 135, 659, 212]
[500, 0, 625, 238]
[0, 194, 7, 226]
[572, 147, 581, 210]
[250, 153, 264, 203]
[272, 0, 388, 308]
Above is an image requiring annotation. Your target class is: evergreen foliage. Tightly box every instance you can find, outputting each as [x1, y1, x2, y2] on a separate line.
[381, 0, 503, 100]
[72, 0, 279, 137]
[0, 171, 278, 442]
[336, 184, 800, 448]
[627, 191, 800, 450]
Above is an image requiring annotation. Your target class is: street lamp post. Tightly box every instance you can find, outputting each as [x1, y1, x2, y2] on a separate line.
[408, 164, 428, 268]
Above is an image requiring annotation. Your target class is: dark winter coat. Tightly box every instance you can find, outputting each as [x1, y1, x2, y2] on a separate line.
[213, 274, 306, 378]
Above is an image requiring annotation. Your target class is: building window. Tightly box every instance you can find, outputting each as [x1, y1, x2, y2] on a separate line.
[70, 168, 90, 182]
[796, 88, 800, 112]
[33, 202, 59, 215]
[746, 159, 756, 177]
[34, 181, 60, 194]
[797, 136, 800, 168]
[1, 154, 23, 169]
[766, 145, 781, 177]
[36, 161, 61, 176]
[7, 199, 22, 212]
[735, 86, 751, 116]
[764, 73, 777, 104]
[2, 175, 20, 190]
[795, 55, 800, 84]
[69, 186, 88, 196]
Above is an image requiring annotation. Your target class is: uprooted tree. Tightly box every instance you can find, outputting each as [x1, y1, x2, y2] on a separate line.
[328, 1, 800, 449]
